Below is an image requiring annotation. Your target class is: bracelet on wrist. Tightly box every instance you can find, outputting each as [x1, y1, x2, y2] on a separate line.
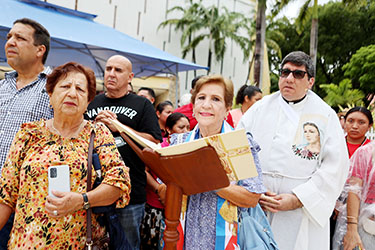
[347, 222, 358, 225]
[347, 218, 358, 223]
[347, 220, 358, 223]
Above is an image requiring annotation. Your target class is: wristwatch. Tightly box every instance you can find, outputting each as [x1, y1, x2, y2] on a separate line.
[82, 193, 91, 210]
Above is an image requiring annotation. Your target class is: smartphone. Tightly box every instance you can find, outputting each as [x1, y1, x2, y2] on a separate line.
[48, 165, 70, 197]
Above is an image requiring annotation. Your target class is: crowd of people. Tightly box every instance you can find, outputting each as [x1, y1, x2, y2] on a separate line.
[0, 17, 374, 250]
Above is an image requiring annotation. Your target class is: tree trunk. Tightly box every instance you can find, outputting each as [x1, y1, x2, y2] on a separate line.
[254, 1, 266, 87]
[247, 53, 256, 84]
[207, 8, 214, 74]
[207, 49, 212, 74]
[310, 18, 318, 76]
[191, 34, 197, 77]
[220, 57, 224, 74]
[310, 0, 319, 77]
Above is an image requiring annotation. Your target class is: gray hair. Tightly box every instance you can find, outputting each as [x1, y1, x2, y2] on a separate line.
[281, 51, 315, 79]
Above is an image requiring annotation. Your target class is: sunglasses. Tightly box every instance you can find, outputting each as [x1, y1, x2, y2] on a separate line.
[279, 68, 309, 79]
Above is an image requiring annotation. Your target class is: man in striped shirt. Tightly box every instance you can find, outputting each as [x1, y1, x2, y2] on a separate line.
[0, 18, 52, 249]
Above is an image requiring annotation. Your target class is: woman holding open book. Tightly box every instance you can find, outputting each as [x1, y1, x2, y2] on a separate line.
[169, 75, 272, 249]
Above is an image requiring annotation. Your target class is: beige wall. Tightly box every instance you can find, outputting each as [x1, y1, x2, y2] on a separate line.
[132, 76, 177, 106]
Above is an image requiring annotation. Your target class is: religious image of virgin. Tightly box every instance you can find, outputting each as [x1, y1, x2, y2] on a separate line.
[292, 122, 321, 160]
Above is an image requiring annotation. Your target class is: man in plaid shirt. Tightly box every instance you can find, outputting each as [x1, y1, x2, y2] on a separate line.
[0, 18, 53, 249]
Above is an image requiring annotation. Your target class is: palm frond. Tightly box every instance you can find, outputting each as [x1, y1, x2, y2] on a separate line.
[295, 0, 312, 34]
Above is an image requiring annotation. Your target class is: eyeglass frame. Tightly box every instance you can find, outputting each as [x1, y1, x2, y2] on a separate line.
[279, 68, 311, 79]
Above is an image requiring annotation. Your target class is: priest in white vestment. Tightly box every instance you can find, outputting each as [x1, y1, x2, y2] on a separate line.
[237, 51, 349, 250]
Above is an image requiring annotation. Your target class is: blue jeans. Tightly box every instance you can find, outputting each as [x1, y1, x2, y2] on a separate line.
[116, 203, 145, 250]
[0, 213, 14, 250]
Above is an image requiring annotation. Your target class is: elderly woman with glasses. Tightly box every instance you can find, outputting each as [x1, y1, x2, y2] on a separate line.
[0, 62, 131, 249]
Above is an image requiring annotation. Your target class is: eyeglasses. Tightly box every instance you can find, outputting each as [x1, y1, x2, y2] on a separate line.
[279, 68, 309, 79]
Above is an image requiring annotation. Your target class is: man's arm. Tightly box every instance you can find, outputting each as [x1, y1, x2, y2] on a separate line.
[94, 110, 160, 143]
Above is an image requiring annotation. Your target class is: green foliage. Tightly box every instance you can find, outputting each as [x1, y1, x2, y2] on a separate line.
[158, 0, 206, 63]
[158, 1, 254, 68]
[320, 79, 364, 108]
[343, 44, 375, 93]
[265, 17, 285, 60]
[295, 0, 313, 35]
[269, 1, 375, 99]
[267, 17, 306, 74]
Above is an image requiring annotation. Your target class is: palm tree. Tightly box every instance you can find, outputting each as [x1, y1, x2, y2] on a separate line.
[159, 2, 253, 74]
[248, 16, 284, 82]
[158, 0, 206, 64]
[253, 0, 294, 87]
[320, 79, 365, 108]
[193, 5, 253, 73]
[253, 0, 267, 86]
[271, 0, 319, 75]
[296, 0, 319, 75]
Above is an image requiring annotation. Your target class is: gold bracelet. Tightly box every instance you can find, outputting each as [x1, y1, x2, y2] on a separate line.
[347, 222, 358, 225]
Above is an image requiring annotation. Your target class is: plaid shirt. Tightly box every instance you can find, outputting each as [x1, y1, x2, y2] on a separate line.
[0, 67, 53, 171]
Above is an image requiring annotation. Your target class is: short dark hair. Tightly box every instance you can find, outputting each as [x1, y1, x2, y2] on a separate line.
[281, 51, 314, 79]
[344, 106, 373, 125]
[235, 85, 262, 105]
[156, 100, 173, 113]
[191, 75, 204, 90]
[46, 62, 96, 102]
[165, 112, 189, 131]
[138, 87, 156, 99]
[14, 18, 50, 64]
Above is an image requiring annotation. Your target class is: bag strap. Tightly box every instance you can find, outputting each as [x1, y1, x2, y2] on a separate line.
[86, 130, 96, 248]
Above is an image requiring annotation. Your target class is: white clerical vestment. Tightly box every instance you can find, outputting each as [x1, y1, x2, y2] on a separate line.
[237, 90, 349, 250]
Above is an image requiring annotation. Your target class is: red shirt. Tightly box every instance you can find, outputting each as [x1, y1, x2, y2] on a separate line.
[174, 103, 234, 130]
[346, 138, 371, 158]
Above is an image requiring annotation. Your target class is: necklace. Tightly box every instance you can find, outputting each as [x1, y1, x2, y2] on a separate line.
[346, 136, 367, 146]
[50, 118, 85, 138]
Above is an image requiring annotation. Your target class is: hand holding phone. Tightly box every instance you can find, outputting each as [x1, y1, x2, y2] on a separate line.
[48, 165, 70, 198]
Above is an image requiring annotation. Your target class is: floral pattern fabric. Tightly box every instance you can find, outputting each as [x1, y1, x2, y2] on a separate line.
[169, 129, 266, 249]
[0, 120, 130, 249]
[292, 145, 319, 160]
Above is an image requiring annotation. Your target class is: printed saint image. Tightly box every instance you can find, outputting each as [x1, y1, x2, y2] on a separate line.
[292, 122, 321, 160]
[291, 113, 328, 161]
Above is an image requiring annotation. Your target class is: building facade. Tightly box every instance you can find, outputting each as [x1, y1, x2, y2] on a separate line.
[46, 0, 255, 97]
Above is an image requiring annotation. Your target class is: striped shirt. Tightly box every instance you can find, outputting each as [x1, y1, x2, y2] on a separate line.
[0, 67, 53, 171]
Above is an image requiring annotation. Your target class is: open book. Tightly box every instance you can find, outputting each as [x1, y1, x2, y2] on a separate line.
[112, 119, 258, 181]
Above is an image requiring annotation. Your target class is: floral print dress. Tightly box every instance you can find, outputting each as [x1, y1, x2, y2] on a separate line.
[0, 120, 130, 249]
